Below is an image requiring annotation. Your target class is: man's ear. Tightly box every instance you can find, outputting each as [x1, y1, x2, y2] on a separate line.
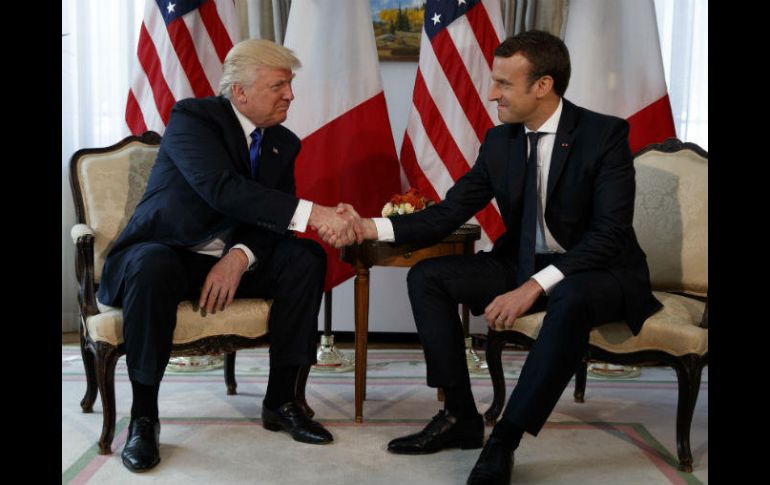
[231, 84, 245, 103]
[535, 76, 554, 98]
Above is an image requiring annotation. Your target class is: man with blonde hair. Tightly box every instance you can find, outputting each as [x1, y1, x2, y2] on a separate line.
[98, 39, 356, 473]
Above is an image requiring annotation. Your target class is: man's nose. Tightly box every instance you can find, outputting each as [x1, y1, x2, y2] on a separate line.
[488, 82, 499, 102]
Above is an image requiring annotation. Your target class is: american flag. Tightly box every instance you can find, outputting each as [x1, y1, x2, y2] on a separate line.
[399, 0, 506, 250]
[126, 0, 240, 135]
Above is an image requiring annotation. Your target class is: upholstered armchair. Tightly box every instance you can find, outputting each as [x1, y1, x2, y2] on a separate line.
[483, 138, 708, 472]
[69, 132, 312, 455]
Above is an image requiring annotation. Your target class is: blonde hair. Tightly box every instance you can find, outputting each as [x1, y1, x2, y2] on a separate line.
[219, 39, 301, 98]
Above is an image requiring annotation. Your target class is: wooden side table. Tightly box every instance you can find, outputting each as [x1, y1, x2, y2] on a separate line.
[340, 224, 481, 422]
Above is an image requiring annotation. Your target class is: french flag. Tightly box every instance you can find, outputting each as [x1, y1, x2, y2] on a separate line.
[283, 0, 402, 290]
[563, 0, 677, 153]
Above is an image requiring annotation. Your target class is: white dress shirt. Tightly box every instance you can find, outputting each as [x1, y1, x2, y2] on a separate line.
[187, 101, 313, 268]
[371, 99, 567, 294]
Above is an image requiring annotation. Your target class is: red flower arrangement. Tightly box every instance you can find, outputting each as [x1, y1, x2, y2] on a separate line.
[381, 188, 434, 217]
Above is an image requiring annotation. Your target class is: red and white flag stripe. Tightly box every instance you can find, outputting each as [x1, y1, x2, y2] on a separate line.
[126, 0, 240, 136]
[400, 0, 506, 251]
[563, 0, 676, 152]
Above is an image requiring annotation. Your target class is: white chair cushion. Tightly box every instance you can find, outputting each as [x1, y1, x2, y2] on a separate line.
[633, 149, 707, 296]
[86, 299, 272, 346]
[75, 142, 158, 283]
[507, 291, 706, 357]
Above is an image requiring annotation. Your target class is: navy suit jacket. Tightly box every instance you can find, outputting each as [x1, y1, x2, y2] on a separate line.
[391, 99, 661, 333]
[98, 96, 301, 306]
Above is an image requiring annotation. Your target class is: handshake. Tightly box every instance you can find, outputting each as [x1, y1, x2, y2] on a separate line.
[308, 203, 378, 249]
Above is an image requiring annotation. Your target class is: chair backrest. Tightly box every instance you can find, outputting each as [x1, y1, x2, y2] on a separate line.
[69, 132, 161, 283]
[633, 138, 708, 297]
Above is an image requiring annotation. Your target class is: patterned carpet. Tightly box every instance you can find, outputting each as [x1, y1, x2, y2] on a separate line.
[62, 345, 708, 484]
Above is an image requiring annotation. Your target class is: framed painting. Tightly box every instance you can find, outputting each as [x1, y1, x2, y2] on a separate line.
[370, 0, 425, 61]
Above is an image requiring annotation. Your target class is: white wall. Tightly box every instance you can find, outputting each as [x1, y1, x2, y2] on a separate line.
[317, 61, 489, 335]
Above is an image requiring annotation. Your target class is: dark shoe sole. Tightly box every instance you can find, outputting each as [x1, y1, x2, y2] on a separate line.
[262, 418, 333, 445]
[387, 436, 484, 455]
[121, 455, 160, 473]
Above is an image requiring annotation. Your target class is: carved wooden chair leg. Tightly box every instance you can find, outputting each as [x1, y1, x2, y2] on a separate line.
[573, 357, 588, 403]
[224, 351, 237, 395]
[80, 332, 98, 413]
[483, 330, 507, 425]
[673, 354, 704, 473]
[295, 365, 314, 418]
[94, 342, 121, 455]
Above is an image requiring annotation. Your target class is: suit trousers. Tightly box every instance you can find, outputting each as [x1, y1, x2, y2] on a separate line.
[406, 251, 624, 436]
[112, 238, 326, 386]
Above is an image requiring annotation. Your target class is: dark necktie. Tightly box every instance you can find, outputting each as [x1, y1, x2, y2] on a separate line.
[249, 128, 262, 179]
[516, 131, 541, 286]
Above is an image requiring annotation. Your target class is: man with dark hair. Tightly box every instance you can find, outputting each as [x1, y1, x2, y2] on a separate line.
[343, 30, 661, 484]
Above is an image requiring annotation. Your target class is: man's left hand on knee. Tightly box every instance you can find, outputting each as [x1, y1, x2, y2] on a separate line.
[198, 249, 248, 314]
[484, 279, 544, 330]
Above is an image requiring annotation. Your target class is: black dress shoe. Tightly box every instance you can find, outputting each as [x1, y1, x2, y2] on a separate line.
[262, 401, 333, 444]
[387, 409, 484, 454]
[121, 417, 161, 473]
[466, 436, 514, 485]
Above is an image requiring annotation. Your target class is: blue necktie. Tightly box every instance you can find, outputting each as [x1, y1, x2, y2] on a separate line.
[249, 128, 262, 179]
[516, 131, 541, 286]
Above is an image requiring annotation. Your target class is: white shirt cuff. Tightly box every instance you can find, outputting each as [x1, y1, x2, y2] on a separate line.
[373, 217, 395, 242]
[229, 244, 256, 269]
[288, 199, 313, 232]
[531, 264, 564, 295]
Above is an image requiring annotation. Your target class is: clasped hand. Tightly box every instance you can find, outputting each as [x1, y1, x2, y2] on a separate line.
[308, 203, 365, 248]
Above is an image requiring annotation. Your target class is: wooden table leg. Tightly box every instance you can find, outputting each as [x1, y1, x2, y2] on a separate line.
[354, 265, 370, 423]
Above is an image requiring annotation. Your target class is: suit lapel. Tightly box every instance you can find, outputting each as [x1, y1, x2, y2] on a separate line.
[546, 99, 578, 202]
[220, 97, 252, 176]
[257, 127, 290, 188]
[219, 98, 290, 184]
[505, 124, 527, 220]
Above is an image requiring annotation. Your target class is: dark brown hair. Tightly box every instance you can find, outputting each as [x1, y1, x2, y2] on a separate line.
[494, 30, 571, 97]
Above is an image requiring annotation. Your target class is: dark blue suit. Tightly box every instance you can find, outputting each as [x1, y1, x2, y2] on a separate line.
[98, 96, 326, 386]
[391, 99, 662, 434]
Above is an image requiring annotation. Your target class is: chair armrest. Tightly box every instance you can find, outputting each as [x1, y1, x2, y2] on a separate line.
[72, 227, 99, 318]
[71, 223, 95, 243]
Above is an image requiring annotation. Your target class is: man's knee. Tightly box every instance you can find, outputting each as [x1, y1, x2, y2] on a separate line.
[406, 258, 444, 295]
[281, 238, 327, 278]
[544, 274, 601, 333]
[548, 276, 590, 310]
[124, 245, 186, 292]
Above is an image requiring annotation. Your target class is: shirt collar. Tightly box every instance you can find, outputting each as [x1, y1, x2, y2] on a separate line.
[229, 99, 261, 142]
[525, 98, 563, 135]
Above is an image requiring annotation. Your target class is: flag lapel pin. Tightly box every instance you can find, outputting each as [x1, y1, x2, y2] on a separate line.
[272, 147, 279, 154]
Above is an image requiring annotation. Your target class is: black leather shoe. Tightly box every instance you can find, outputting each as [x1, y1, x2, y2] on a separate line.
[387, 409, 483, 454]
[466, 436, 514, 485]
[262, 401, 333, 444]
[121, 417, 161, 473]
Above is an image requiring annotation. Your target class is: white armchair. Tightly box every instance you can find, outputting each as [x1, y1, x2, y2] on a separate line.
[483, 138, 708, 472]
[69, 132, 312, 454]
